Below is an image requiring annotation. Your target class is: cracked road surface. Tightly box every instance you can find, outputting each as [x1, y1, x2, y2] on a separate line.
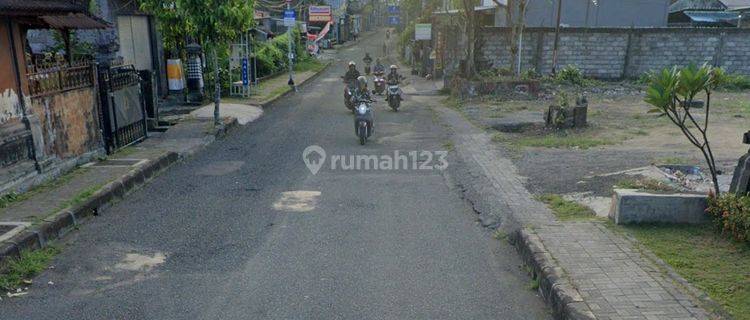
[2, 32, 550, 319]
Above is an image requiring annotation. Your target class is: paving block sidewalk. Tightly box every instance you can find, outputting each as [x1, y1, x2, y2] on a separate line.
[426, 82, 713, 319]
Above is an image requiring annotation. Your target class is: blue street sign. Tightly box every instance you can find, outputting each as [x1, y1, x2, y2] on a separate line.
[388, 16, 400, 26]
[241, 58, 249, 85]
[284, 9, 296, 27]
[387, 5, 399, 14]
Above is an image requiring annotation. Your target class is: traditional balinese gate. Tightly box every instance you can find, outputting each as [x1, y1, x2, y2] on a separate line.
[97, 65, 147, 153]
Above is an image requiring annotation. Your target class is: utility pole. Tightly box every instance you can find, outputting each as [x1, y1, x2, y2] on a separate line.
[551, 0, 562, 75]
[287, 0, 296, 88]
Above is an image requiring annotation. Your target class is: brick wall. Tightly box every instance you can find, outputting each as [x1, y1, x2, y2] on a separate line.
[479, 27, 750, 79]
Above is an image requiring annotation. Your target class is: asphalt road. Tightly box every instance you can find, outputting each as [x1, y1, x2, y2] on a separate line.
[2, 31, 550, 319]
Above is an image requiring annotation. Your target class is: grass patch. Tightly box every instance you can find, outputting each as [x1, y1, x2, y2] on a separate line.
[615, 178, 678, 193]
[616, 224, 750, 319]
[0, 167, 88, 210]
[514, 134, 615, 149]
[652, 156, 689, 165]
[0, 246, 61, 291]
[57, 184, 104, 212]
[0, 192, 21, 209]
[536, 194, 597, 221]
[294, 59, 325, 73]
[443, 96, 464, 110]
[493, 230, 508, 241]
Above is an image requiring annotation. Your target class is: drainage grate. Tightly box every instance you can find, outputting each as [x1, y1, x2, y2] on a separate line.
[91, 159, 146, 167]
[0, 222, 30, 243]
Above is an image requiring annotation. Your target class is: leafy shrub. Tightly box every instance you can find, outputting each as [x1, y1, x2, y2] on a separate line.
[718, 73, 750, 91]
[706, 193, 750, 243]
[636, 71, 655, 85]
[521, 68, 540, 80]
[555, 65, 588, 86]
[254, 27, 310, 78]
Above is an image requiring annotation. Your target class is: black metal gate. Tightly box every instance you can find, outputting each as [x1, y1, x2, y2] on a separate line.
[97, 65, 148, 153]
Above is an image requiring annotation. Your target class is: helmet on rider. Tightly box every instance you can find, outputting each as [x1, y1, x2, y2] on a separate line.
[356, 76, 368, 91]
[390, 65, 398, 70]
[348, 61, 356, 69]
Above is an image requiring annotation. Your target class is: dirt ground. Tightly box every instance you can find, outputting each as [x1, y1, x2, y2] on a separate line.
[456, 83, 749, 198]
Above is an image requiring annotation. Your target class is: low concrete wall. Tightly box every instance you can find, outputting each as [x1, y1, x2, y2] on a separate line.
[479, 27, 750, 79]
[610, 189, 709, 224]
[29, 87, 102, 159]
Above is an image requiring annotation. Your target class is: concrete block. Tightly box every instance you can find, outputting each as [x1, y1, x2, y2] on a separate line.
[610, 189, 709, 225]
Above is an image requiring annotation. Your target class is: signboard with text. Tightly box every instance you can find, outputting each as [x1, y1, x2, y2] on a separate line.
[283, 10, 296, 27]
[415, 23, 431, 40]
[388, 16, 400, 25]
[309, 5, 332, 22]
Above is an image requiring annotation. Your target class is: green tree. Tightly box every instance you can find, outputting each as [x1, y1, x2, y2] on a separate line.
[140, 0, 254, 126]
[644, 64, 725, 195]
[139, 1, 194, 55]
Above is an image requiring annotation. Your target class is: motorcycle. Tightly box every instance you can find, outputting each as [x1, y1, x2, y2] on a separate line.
[342, 78, 357, 112]
[386, 83, 402, 112]
[372, 72, 386, 95]
[354, 99, 374, 145]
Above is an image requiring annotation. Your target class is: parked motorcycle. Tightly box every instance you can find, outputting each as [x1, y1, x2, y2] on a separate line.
[372, 72, 386, 95]
[354, 99, 374, 145]
[386, 84, 402, 112]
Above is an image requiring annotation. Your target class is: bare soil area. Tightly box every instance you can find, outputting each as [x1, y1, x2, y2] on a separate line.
[455, 85, 749, 197]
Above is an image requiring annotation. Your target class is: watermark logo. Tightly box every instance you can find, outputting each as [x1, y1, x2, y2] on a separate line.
[302, 145, 326, 175]
[302, 145, 448, 175]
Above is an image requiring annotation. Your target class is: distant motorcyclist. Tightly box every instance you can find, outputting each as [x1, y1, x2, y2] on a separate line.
[373, 58, 385, 74]
[363, 53, 373, 67]
[387, 64, 403, 85]
[343, 61, 361, 85]
[363, 53, 373, 75]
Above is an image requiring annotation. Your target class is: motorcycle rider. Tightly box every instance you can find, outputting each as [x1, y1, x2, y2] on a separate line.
[353, 76, 374, 135]
[343, 61, 361, 85]
[353, 76, 373, 103]
[373, 58, 386, 75]
[363, 53, 373, 74]
[387, 64, 403, 85]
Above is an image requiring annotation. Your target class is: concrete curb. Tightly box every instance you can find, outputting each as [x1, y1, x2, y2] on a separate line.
[0, 152, 179, 270]
[258, 61, 333, 108]
[509, 228, 596, 320]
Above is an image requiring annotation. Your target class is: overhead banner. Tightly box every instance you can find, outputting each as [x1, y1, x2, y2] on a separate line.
[415, 23, 431, 40]
[309, 5, 332, 22]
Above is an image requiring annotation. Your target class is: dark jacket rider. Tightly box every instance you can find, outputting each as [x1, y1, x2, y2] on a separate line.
[387, 65, 402, 85]
[343, 61, 361, 86]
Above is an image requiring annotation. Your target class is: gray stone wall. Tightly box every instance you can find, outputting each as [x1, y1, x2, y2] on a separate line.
[479, 27, 750, 79]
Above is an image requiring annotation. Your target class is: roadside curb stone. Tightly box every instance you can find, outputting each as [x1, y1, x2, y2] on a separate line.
[0, 151, 179, 271]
